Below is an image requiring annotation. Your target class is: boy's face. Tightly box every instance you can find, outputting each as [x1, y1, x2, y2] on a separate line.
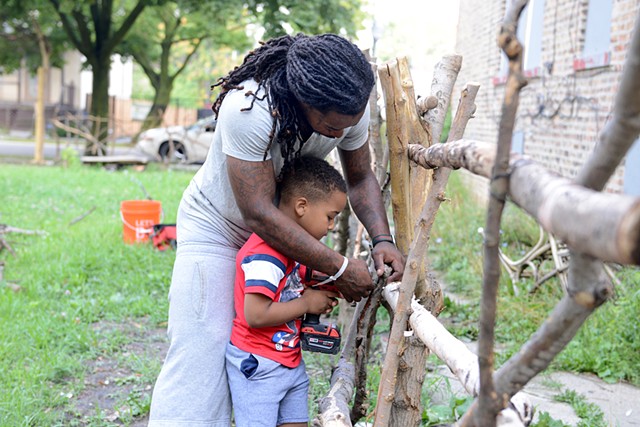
[298, 190, 347, 240]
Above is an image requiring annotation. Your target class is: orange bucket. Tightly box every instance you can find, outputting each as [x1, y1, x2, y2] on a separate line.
[120, 200, 163, 244]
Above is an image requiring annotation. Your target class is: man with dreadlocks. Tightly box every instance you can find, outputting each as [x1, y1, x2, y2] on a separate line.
[149, 33, 405, 427]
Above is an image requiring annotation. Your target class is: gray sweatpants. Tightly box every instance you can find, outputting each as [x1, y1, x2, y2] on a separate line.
[149, 194, 239, 427]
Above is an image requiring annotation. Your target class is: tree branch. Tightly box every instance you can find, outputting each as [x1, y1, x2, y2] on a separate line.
[47, 0, 87, 56]
[459, 1, 529, 425]
[383, 283, 533, 427]
[373, 82, 479, 427]
[314, 259, 385, 427]
[106, 0, 147, 53]
[408, 140, 640, 266]
[172, 38, 203, 80]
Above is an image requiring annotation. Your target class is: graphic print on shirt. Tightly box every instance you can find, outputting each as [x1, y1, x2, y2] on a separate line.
[271, 264, 305, 350]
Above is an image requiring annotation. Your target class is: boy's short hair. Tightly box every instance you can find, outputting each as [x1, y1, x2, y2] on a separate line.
[278, 156, 347, 205]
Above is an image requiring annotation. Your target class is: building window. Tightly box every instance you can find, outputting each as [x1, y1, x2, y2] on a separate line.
[573, 0, 613, 71]
[623, 139, 640, 197]
[511, 131, 525, 154]
[494, 0, 546, 85]
[517, 0, 545, 75]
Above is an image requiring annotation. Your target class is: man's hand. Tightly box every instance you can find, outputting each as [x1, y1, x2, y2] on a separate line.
[334, 258, 374, 302]
[372, 241, 405, 282]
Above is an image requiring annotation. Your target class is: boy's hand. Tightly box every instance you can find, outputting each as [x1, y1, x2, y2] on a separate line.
[302, 289, 339, 315]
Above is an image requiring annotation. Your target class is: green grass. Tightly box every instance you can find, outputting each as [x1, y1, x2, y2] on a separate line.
[554, 389, 606, 427]
[0, 161, 192, 426]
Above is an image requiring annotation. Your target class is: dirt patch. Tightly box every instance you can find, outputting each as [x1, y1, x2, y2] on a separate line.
[64, 319, 169, 426]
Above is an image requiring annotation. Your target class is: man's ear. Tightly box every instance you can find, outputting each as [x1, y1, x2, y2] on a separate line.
[294, 197, 309, 218]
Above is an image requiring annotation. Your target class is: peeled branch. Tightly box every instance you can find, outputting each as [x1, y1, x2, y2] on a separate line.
[383, 282, 533, 426]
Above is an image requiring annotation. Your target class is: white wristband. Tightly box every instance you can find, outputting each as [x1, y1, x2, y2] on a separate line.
[316, 256, 349, 285]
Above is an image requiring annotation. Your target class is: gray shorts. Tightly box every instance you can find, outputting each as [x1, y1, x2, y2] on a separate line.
[225, 343, 309, 427]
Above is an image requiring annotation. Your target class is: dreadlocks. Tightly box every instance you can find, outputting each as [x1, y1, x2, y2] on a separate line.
[211, 33, 374, 167]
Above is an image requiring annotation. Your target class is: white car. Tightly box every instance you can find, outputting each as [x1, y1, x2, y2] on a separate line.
[136, 115, 216, 163]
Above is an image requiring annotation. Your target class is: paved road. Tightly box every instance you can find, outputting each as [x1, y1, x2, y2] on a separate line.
[0, 137, 139, 161]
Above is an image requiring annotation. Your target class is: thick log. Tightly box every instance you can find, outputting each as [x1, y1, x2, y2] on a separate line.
[407, 140, 640, 266]
[378, 56, 432, 254]
[377, 57, 433, 427]
[314, 359, 355, 427]
[385, 56, 463, 427]
[373, 83, 479, 426]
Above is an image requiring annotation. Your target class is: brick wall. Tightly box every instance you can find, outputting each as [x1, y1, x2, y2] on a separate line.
[453, 0, 640, 195]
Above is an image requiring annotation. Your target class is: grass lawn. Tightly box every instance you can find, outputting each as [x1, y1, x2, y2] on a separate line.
[0, 161, 190, 425]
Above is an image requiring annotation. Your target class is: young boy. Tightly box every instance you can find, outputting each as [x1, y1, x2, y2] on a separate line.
[225, 156, 348, 427]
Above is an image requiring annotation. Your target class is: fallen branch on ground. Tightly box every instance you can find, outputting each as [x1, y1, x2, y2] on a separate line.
[0, 224, 48, 256]
[69, 206, 97, 226]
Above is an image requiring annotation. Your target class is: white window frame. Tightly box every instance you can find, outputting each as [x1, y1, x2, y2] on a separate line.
[573, 0, 613, 71]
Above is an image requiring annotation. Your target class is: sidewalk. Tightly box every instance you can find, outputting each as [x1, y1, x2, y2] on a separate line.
[431, 351, 640, 426]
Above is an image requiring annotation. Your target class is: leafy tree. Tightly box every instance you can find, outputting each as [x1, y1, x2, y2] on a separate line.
[244, 0, 367, 39]
[124, 0, 366, 135]
[0, 0, 69, 162]
[47, 0, 166, 154]
[0, 1, 68, 74]
[119, 1, 250, 134]
[168, 42, 249, 109]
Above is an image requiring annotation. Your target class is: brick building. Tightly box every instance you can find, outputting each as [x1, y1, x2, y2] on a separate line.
[453, 0, 640, 197]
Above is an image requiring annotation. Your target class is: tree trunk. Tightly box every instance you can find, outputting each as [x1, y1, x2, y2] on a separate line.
[87, 56, 111, 155]
[139, 79, 174, 137]
[389, 336, 427, 427]
[32, 17, 50, 165]
[33, 66, 47, 164]
[374, 59, 471, 427]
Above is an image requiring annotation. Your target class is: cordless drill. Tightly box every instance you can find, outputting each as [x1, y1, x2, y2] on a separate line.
[299, 266, 342, 355]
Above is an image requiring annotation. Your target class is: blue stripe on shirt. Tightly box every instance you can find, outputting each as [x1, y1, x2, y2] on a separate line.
[245, 279, 278, 294]
[241, 253, 286, 274]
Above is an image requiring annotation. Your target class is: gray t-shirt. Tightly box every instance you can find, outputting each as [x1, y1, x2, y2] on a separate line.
[186, 79, 370, 249]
